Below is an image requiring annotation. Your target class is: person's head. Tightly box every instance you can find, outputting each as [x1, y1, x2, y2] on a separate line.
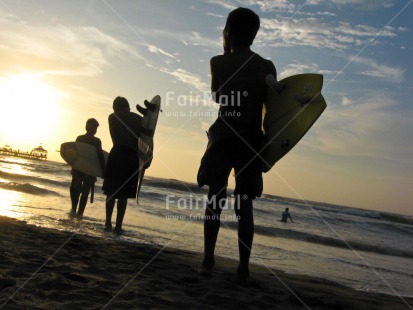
[113, 96, 130, 113]
[285, 208, 289, 212]
[223, 7, 260, 49]
[85, 118, 99, 135]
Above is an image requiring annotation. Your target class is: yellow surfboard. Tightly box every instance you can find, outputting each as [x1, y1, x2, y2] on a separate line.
[261, 74, 327, 172]
[60, 142, 108, 178]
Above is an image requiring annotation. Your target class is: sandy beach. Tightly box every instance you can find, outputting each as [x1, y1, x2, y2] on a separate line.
[0, 216, 411, 309]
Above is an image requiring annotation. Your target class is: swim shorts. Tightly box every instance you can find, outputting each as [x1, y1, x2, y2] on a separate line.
[103, 145, 139, 199]
[197, 133, 263, 199]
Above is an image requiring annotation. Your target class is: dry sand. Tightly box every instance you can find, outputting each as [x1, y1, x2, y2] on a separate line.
[0, 216, 412, 309]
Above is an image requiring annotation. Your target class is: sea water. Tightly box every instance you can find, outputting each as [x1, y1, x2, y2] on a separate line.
[0, 155, 412, 298]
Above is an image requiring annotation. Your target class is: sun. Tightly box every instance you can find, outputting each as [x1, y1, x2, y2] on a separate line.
[0, 75, 61, 146]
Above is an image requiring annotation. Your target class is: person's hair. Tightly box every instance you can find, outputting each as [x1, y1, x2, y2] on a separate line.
[113, 96, 130, 112]
[85, 118, 99, 132]
[225, 7, 260, 47]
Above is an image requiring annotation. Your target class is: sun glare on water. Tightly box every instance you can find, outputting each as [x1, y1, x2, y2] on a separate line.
[0, 75, 61, 146]
[0, 189, 25, 219]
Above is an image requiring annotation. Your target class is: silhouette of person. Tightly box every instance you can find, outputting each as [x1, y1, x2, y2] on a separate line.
[197, 7, 277, 282]
[102, 97, 142, 235]
[281, 207, 293, 223]
[70, 118, 105, 217]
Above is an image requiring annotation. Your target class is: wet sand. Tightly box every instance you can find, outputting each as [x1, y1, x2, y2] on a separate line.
[0, 216, 411, 309]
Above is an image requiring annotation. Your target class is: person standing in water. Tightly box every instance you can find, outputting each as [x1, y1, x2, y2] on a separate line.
[281, 207, 293, 223]
[197, 7, 277, 282]
[70, 118, 105, 217]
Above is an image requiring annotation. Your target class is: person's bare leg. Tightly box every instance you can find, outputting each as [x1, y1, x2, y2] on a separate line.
[77, 180, 93, 216]
[105, 197, 116, 231]
[235, 195, 254, 280]
[202, 185, 226, 274]
[70, 178, 82, 214]
[114, 198, 127, 234]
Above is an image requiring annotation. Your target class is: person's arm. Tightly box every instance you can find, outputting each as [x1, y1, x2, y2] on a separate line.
[222, 27, 231, 55]
[210, 57, 221, 104]
[132, 113, 142, 151]
[95, 139, 106, 176]
[135, 113, 152, 137]
[269, 61, 277, 80]
[108, 114, 115, 144]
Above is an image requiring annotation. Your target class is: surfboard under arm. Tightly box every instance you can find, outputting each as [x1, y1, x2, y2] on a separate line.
[135, 95, 161, 204]
[262, 74, 326, 172]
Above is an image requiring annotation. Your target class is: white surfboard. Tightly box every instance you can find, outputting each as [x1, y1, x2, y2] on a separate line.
[261, 74, 327, 172]
[60, 142, 108, 178]
[136, 95, 161, 202]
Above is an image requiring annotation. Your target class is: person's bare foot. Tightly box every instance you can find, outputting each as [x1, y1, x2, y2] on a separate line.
[113, 227, 123, 235]
[198, 259, 215, 277]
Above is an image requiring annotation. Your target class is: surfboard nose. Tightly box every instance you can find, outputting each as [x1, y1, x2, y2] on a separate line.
[144, 99, 157, 111]
[60, 142, 78, 166]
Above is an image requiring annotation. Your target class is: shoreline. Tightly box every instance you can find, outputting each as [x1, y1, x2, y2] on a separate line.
[0, 215, 412, 309]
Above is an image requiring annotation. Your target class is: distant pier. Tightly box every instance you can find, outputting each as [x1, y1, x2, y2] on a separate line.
[0, 145, 48, 160]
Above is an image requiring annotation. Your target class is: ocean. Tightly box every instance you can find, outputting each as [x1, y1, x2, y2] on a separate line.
[0, 155, 412, 299]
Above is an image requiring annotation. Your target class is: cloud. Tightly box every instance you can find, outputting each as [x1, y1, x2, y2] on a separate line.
[135, 27, 219, 51]
[352, 56, 404, 82]
[257, 16, 398, 51]
[258, 18, 345, 50]
[279, 63, 318, 79]
[207, 0, 297, 13]
[160, 67, 209, 93]
[208, 0, 396, 15]
[341, 96, 353, 106]
[337, 22, 396, 38]
[206, 12, 225, 18]
[64, 85, 114, 111]
[313, 92, 413, 164]
[279, 63, 337, 79]
[241, 0, 296, 13]
[310, 0, 395, 10]
[146, 43, 180, 63]
[0, 14, 143, 77]
[182, 32, 218, 48]
[206, 0, 237, 11]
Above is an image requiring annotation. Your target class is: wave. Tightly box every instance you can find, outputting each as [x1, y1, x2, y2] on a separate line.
[211, 221, 413, 259]
[311, 205, 382, 220]
[366, 220, 413, 236]
[0, 181, 61, 196]
[143, 206, 413, 259]
[327, 256, 413, 278]
[0, 169, 68, 188]
[379, 213, 413, 226]
[144, 177, 208, 195]
[262, 194, 395, 222]
[252, 224, 413, 259]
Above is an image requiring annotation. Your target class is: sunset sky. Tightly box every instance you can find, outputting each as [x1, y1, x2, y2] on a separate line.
[0, 0, 412, 216]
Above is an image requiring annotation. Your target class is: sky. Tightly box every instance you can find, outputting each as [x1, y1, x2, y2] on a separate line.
[0, 0, 412, 216]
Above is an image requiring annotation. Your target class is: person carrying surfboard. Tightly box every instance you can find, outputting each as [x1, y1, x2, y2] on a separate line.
[197, 7, 277, 282]
[70, 118, 105, 217]
[102, 96, 143, 235]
